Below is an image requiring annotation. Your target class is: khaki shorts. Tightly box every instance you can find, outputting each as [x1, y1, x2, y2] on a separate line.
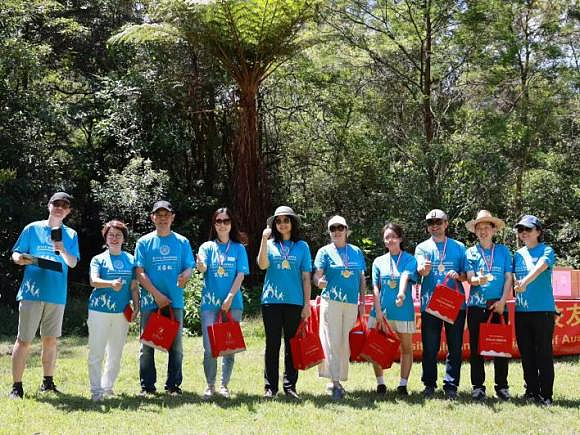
[368, 316, 417, 334]
[17, 300, 65, 342]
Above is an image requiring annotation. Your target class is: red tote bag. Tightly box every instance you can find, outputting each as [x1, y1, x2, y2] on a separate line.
[425, 277, 465, 324]
[349, 315, 368, 363]
[140, 308, 180, 352]
[478, 314, 513, 358]
[207, 310, 246, 358]
[360, 323, 400, 369]
[290, 320, 325, 370]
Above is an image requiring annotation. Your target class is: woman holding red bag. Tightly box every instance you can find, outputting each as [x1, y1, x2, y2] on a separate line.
[368, 223, 418, 396]
[258, 206, 312, 400]
[313, 216, 366, 400]
[196, 208, 249, 400]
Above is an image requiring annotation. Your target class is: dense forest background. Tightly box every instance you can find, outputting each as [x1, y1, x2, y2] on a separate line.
[1, 0, 578, 318]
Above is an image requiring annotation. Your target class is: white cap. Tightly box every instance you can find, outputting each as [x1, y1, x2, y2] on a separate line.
[327, 215, 348, 229]
[425, 209, 448, 221]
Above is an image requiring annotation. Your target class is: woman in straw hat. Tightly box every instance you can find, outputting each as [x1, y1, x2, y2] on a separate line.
[513, 215, 556, 406]
[313, 215, 366, 400]
[257, 206, 312, 400]
[464, 210, 513, 402]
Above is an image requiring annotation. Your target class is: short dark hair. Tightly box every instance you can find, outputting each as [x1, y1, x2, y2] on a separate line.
[208, 207, 247, 245]
[102, 219, 128, 242]
[272, 214, 302, 243]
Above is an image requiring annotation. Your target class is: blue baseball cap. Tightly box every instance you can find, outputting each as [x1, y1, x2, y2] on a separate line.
[514, 215, 543, 230]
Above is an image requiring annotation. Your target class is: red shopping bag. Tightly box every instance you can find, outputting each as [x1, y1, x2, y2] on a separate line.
[349, 315, 368, 362]
[478, 314, 513, 358]
[425, 277, 465, 324]
[207, 310, 246, 358]
[123, 303, 133, 322]
[360, 323, 400, 369]
[290, 319, 325, 370]
[140, 308, 180, 352]
[308, 298, 321, 337]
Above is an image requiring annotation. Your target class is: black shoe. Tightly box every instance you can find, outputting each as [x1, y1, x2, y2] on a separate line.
[444, 389, 458, 401]
[537, 395, 553, 406]
[139, 388, 156, 397]
[422, 386, 435, 398]
[284, 389, 301, 401]
[376, 384, 387, 395]
[40, 381, 60, 394]
[263, 389, 276, 399]
[166, 386, 182, 396]
[396, 385, 408, 396]
[523, 391, 538, 402]
[9, 385, 23, 400]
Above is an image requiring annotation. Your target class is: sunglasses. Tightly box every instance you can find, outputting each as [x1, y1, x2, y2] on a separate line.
[329, 225, 346, 232]
[51, 200, 70, 209]
[427, 219, 444, 226]
[215, 218, 231, 225]
[275, 217, 291, 225]
[517, 227, 534, 233]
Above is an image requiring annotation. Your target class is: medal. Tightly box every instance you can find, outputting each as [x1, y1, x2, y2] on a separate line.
[432, 237, 448, 274]
[477, 243, 495, 284]
[214, 240, 231, 278]
[282, 259, 291, 269]
[342, 270, 352, 278]
[278, 241, 293, 270]
[388, 252, 403, 289]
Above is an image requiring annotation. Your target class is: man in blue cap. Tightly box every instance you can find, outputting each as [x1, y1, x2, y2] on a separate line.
[9, 192, 80, 399]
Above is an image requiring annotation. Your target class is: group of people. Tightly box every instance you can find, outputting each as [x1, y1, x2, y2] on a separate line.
[8, 193, 557, 406]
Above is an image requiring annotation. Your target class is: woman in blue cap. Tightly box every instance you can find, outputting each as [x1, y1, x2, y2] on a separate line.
[513, 215, 556, 405]
[257, 206, 312, 400]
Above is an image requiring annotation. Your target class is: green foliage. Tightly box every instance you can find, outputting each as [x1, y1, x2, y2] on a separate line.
[183, 272, 204, 336]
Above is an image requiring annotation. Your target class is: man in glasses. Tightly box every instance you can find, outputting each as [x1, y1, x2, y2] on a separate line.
[135, 200, 194, 396]
[9, 192, 80, 399]
[415, 209, 466, 400]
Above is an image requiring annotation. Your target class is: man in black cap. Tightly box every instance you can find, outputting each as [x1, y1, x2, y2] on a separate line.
[134, 200, 194, 396]
[9, 192, 80, 399]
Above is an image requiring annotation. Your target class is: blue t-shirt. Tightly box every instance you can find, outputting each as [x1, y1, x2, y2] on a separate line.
[370, 251, 418, 321]
[89, 251, 135, 313]
[415, 237, 466, 312]
[261, 239, 312, 306]
[12, 220, 80, 305]
[199, 240, 249, 312]
[135, 231, 195, 312]
[513, 243, 556, 312]
[464, 244, 512, 308]
[314, 243, 366, 305]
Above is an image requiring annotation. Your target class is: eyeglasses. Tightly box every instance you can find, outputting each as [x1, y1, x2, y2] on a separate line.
[329, 225, 346, 232]
[517, 227, 534, 233]
[275, 217, 291, 225]
[427, 219, 444, 226]
[215, 218, 231, 225]
[51, 201, 70, 209]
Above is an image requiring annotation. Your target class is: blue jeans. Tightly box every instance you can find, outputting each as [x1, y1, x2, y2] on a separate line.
[201, 309, 243, 387]
[421, 309, 466, 392]
[140, 308, 183, 391]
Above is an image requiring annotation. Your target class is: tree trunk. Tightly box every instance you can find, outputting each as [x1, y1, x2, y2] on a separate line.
[234, 80, 270, 279]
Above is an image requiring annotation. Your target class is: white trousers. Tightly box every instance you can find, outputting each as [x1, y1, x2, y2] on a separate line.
[87, 310, 129, 394]
[318, 298, 358, 381]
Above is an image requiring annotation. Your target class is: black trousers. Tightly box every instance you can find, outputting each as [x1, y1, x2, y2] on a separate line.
[515, 311, 555, 400]
[467, 306, 509, 391]
[261, 304, 302, 393]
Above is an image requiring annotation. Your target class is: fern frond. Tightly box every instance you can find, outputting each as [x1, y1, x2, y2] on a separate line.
[107, 23, 183, 46]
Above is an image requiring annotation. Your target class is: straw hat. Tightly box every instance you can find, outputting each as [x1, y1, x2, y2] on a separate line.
[466, 210, 505, 233]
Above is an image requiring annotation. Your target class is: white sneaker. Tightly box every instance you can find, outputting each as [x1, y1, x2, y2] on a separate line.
[203, 385, 215, 400]
[91, 392, 103, 402]
[219, 386, 230, 399]
[102, 389, 115, 398]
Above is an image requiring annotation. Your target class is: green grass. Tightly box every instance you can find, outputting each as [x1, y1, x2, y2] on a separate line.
[1, 317, 579, 434]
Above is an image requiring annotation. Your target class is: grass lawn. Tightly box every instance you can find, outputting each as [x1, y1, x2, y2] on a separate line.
[0, 317, 579, 434]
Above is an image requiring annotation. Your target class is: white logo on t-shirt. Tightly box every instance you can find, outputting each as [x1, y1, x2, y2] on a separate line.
[113, 260, 124, 270]
[160, 245, 170, 256]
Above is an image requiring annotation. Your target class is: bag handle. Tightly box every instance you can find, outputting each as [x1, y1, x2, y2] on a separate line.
[216, 310, 236, 324]
[294, 319, 309, 338]
[157, 306, 174, 320]
[486, 311, 507, 325]
[441, 276, 461, 293]
[355, 313, 368, 332]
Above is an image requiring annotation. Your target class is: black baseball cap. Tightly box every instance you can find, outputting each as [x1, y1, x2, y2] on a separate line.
[49, 192, 73, 205]
[151, 200, 174, 213]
